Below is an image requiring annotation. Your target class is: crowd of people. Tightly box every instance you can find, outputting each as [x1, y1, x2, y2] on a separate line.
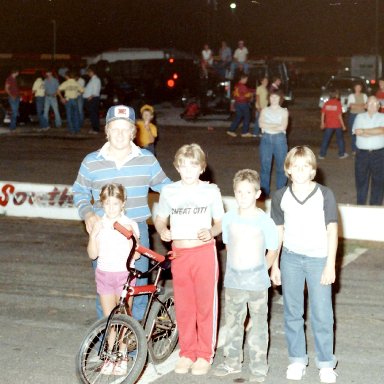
[225, 70, 383, 206]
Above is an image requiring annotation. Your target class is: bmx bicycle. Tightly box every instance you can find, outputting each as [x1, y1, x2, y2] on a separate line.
[76, 222, 178, 384]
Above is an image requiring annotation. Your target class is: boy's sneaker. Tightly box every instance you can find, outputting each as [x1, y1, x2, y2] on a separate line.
[100, 360, 115, 375]
[212, 363, 241, 377]
[249, 373, 266, 382]
[286, 363, 306, 380]
[339, 153, 349, 159]
[319, 368, 338, 383]
[174, 356, 194, 374]
[241, 132, 254, 137]
[226, 131, 237, 137]
[318, 155, 325, 160]
[191, 357, 211, 375]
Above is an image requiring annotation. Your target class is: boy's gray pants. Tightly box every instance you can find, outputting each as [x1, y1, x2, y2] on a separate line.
[223, 287, 269, 376]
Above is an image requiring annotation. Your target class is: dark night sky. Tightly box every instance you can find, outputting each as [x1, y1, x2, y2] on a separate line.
[0, 0, 382, 57]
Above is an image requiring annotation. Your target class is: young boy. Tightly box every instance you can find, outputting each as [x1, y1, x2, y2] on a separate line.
[154, 143, 224, 376]
[213, 169, 278, 383]
[135, 104, 157, 154]
[319, 89, 348, 159]
[270, 146, 338, 384]
[227, 73, 254, 138]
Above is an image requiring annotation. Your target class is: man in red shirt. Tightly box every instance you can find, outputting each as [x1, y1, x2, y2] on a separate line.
[319, 89, 348, 159]
[227, 73, 254, 138]
[4, 68, 20, 132]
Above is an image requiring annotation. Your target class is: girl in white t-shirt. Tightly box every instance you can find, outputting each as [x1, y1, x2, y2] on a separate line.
[88, 183, 140, 316]
[87, 183, 140, 374]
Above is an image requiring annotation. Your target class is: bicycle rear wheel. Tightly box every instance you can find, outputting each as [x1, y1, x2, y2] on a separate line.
[145, 291, 178, 364]
[76, 314, 147, 384]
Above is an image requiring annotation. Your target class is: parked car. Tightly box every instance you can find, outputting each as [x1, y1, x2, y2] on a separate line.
[319, 75, 371, 113]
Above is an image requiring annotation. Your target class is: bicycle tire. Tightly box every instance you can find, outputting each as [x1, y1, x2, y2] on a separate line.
[145, 291, 179, 364]
[76, 314, 148, 384]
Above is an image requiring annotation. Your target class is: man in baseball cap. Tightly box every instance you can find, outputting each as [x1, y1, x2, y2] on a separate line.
[72, 103, 171, 321]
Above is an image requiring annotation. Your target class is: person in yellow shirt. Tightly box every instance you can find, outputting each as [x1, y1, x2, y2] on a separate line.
[58, 71, 84, 134]
[135, 104, 158, 154]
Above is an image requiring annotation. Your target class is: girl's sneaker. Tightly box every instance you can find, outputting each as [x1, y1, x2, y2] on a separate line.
[286, 362, 306, 380]
[319, 368, 338, 383]
[100, 360, 115, 375]
[113, 358, 129, 376]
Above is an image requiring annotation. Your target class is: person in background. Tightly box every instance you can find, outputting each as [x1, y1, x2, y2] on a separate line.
[72, 104, 171, 321]
[227, 73, 254, 138]
[218, 41, 232, 79]
[135, 104, 157, 154]
[374, 78, 384, 113]
[201, 43, 214, 78]
[77, 71, 86, 127]
[32, 70, 49, 132]
[58, 70, 84, 135]
[83, 65, 101, 134]
[259, 90, 288, 198]
[43, 69, 62, 129]
[230, 40, 249, 77]
[155, 143, 224, 376]
[352, 96, 384, 206]
[213, 169, 278, 383]
[271, 146, 339, 384]
[5, 68, 20, 132]
[347, 82, 367, 154]
[269, 76, 282, 94]
[319, 89, 348, 159]
[253, 77, 269, 137]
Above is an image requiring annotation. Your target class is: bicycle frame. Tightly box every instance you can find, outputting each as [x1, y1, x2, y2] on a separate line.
[97, 221, 174, 355]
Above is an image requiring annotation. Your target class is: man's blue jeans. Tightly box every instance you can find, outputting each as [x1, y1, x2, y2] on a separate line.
[348, 112, 358, 152]
[65, 99, 80, 133]
[85, 97, 100, 132]
[44, 96, 62, 127]
[229, 103, 250, 134]
[8, 96, 20, 130]
[252, 110, 261, 136]
[355, 148, 384, 205]
[259, 133, 288, 197]
[93, 221, 150, 321]
[35, 96, 48, 128]
[77, 96, 84, 127]
[319, 128, 345, 157]
[280, 248, 337, 369]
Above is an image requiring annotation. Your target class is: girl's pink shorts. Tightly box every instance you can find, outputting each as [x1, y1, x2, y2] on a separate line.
[95, 268, 129, 295]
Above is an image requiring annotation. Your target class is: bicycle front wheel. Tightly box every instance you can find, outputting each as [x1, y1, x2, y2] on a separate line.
[145, 291, 179, 364]
[76, 314, 148, 384]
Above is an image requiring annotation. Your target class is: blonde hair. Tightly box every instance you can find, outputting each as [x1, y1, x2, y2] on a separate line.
[233, 169, 260, 191]
[105, 120, 137, 140]
[99, 183, 126, 205]
[173, 143, 207, 171]
[284, 146, 317, 180]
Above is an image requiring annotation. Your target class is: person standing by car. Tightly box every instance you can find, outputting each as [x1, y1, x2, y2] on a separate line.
[58, 71, 84, 135]
[352, 96, 384, 206]
[83, 65, 101, 134]
[253, 77, 269, 137]
[4, 68, 20, 133]
[347, 83, 367, 154]
[32, 71, 49, 132]
[43, 69, 62, 129]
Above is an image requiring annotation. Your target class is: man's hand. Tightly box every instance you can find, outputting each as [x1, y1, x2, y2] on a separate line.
[270, 266, 281, 286]
[197, 228, 213, 242]
[320, 264, 336, 285]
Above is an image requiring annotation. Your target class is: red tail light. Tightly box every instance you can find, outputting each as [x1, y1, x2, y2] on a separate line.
[167, 79, 175, 88]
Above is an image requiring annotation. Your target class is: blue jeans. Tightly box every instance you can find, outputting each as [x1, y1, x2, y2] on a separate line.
[229, 103, 250, 134]
[319, 128, 345, 157]
[77, 96, 84, 127]
[44, 96, 62, 127]
[64, 98, 80, 133]
[252, 110, 261, 136]
[85, 97, 100, 132]
[230, 61, 249, 76]
[259, 133, 288, 197]
[35, 96, 48, 128]
[8, 96, 20, 130]
[348, 113, 358, 152]
[93, 221, 150, 321]
[355, 148, 384, 205]
[280, 248, 336, 368]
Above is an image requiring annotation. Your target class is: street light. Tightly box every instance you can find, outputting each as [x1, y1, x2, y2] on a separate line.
[230, 2, 236, 9]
